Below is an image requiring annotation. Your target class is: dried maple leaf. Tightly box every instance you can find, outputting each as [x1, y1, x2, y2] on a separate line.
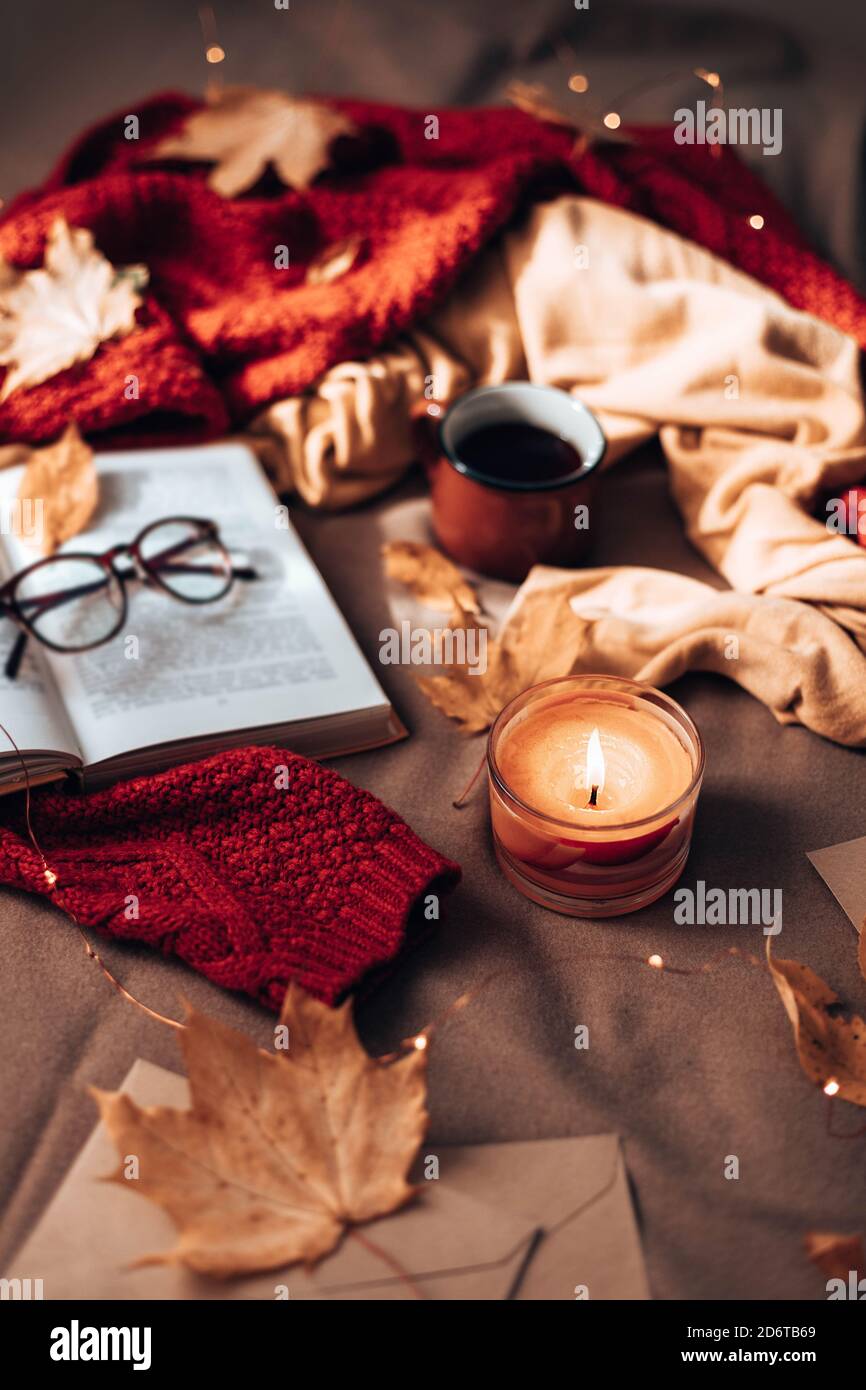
[152, 86, 357, 197]
[393, 559, 593, 735]
[416, 599, 512, 735]
[16, 424, 97, 554]
[383, 540, 481, 614]
[0, 219, 147, 401]
[92, 987, 428, 1277]
[766, 940, 866, 1107]
[804, 1231, 865, 1283]
[306, 235, 365, 286]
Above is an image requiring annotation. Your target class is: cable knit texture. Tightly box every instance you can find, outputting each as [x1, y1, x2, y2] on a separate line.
[2, 93, 866, 445]
[0, 747, 460, 1010]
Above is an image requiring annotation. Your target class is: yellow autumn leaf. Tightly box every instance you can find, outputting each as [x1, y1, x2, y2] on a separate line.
[15, 424, 97, 554]
[416, 599, 514, 735]
[385, 546, 593, 735]
[93, 987, 428, 1278]
[153, 87, 357, 197]
[382, 540, 481, 614]
[0, 219, 147, 400]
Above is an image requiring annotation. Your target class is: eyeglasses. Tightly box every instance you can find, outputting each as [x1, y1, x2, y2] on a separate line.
[0, 516, 257, 681]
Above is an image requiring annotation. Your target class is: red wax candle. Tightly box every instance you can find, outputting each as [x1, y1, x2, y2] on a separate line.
[487, 676, 704, 917]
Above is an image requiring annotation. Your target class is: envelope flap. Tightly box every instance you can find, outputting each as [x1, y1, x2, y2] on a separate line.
[807, 836, 866, 931]
[289, 1186, 538, 1298]
[436, 1134, 622, 1228]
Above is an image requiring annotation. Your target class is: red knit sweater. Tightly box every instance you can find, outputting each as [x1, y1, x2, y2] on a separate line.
[0, 747, 460, 1009]
[2, 93, 864, 446]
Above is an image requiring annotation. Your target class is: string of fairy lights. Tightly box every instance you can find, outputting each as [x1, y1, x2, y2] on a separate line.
[194, 6, 768, 232]
[4, 697, 858, 1138]
[1, 13, 853, 1145]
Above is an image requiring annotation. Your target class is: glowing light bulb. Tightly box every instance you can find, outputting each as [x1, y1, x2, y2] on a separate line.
[206, 44, 225, 63]
[749, 214, 765, 230]
[43, 868, 57, 888]
[603, 112, 621, 130]
[823, 1077, 840, 1097]
[413, 1035, 428, 1051]
[648, 954, 664, 969]
[569, 74, 589, 94]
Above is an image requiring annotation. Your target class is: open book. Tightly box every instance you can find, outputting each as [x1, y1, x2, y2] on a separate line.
[0, 443, 404, 794]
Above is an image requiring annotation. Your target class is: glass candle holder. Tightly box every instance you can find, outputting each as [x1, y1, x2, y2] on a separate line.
[487, 675, 705, 917]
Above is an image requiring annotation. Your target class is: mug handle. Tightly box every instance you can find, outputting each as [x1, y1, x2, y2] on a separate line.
[410, 398, 446, 478]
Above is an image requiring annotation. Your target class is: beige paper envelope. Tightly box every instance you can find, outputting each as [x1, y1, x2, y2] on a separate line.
[436, 1135, 650, 1300]
[7, 1060, 648, 1301]
[807, 836, 866, 934]
[6, 1060, 536, 1301]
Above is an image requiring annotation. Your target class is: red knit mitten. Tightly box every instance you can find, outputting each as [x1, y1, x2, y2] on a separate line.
[0, 747, 460, 1010]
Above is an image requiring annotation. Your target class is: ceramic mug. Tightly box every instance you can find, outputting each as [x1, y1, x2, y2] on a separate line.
[419, 382, 606, 582]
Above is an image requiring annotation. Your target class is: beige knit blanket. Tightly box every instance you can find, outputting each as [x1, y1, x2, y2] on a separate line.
[251, 197, 866, 745]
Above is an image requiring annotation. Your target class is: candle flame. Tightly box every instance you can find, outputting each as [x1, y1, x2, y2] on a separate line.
[585, 727, 605, 797]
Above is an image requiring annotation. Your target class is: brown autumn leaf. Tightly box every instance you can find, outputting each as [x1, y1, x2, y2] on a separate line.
[382, 540, 481, 615]
[0, 219, 147, 401]
[766, 940, 866, 1107]
[804, 1231, 865, 1283]
[16, 424, 98, 554]
[416, 598, 514, 735]
[152, 86, 357, 197]
[92, 987, 428, 1278]
[306, 235, 365, 286]
[389, 554, 593, 735]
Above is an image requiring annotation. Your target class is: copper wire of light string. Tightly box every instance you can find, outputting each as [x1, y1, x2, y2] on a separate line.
[384, 938, 864, 1141]
[198, 0, 352, 96]
[198, 3, 225, 79]
[605, 67, 727, 130]
[549, 34, 728, 144]
[825, 1095, 866, 1140]
[1, 730, 859, 1136]
[451, 748, 487, 808]
[0, 716, 183, 1031]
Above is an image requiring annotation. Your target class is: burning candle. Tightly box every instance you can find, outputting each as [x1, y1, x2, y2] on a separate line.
[487, 675, 704, 917]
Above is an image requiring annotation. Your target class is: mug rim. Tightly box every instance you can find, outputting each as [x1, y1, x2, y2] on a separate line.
[438, 382, 607, 493]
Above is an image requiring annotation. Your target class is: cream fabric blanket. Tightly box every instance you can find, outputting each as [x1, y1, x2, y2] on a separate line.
[250, 197, 866, 744]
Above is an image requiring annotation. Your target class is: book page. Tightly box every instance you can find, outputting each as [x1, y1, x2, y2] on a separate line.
[0, 445, 388, 769]
[0, 514, 81, 763]
[0, 629, 80, 763]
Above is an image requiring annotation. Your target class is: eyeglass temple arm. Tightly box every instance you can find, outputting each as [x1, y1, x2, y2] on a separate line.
[117, 556, 258, 583]
[2, 575, 109, 681]
[5, 629, 27, 681]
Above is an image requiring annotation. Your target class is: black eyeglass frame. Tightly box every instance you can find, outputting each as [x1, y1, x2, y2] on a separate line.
[0, 515, 257, 680]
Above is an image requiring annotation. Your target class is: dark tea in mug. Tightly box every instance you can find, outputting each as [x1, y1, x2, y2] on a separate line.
[456, 421, 585, 486]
